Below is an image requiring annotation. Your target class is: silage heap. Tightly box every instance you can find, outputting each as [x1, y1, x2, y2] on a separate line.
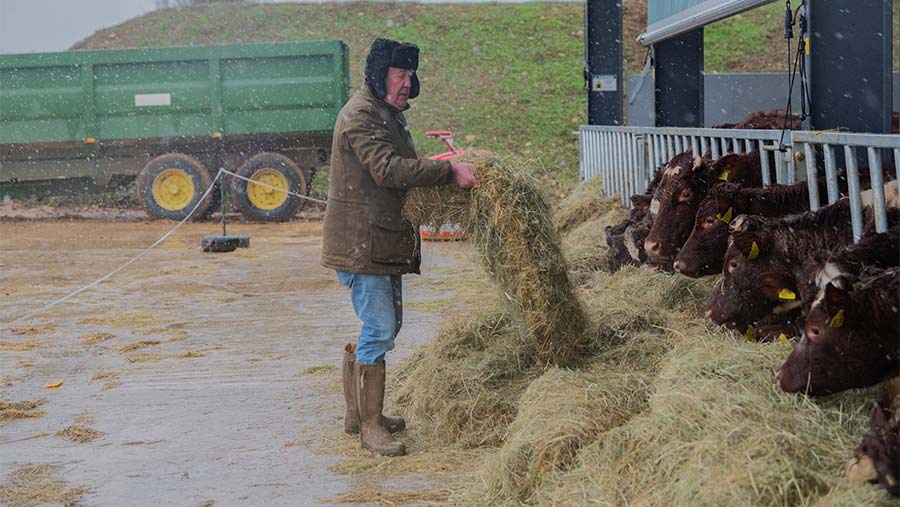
[393, 161, 891, 505]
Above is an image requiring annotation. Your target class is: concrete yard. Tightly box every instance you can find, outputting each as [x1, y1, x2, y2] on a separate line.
[0, 219, 465, 506]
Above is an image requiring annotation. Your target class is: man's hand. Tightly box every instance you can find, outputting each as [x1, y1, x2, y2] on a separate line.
[450, 162, 477, 189]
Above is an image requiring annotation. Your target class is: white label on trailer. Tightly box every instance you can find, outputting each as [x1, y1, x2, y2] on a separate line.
[591, 75, 617, 92]
[135, 93, 172, 107]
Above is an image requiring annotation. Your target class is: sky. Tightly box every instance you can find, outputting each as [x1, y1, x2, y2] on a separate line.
[0, 0, 580, 55]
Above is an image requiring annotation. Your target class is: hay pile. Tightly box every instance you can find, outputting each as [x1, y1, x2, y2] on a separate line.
[56, 426, 105, 444]
[405, 155, 586, 366]
[387, 174, 893, 505]
[553, 175, 622, 235]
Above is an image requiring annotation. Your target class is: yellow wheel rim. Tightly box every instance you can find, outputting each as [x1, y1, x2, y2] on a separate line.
[247, 168, 289, 211]
[151, 168, 195, 211]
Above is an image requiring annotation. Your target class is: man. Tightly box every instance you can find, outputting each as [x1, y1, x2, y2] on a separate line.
[321, 37, 477, 457]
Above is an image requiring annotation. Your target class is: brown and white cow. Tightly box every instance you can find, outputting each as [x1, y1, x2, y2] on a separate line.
[706, 200, 861, 336]
[800, 226, 900, 315]
[643, 150, 771, 263]
[776, 267, 899, 395]
[604, 167, 664, 271]
[712, 109, 802, 130]
[674, 180, 821, 277]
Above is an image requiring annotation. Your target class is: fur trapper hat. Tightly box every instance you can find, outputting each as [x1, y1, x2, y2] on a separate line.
[364, 37, 420, 100]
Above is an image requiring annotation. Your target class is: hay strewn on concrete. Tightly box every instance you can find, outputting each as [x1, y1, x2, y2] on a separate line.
[56, 426, 105, 444]
[0, 400, 46, 421]
[405, 155, 587, 365]
[0, 464, 86, 507]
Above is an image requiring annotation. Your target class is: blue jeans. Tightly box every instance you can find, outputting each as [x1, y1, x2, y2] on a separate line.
[336, 271, 402, 365]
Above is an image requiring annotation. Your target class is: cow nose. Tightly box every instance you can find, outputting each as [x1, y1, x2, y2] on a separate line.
[775, 368, 783, 383]
[645, 239, 660, 254]
[674, 259, 686, 273]
[705, 308, 713, 320]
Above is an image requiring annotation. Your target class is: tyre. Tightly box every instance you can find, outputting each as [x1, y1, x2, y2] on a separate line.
[232, 152, 307, 222]
[137, 153, 214, 221]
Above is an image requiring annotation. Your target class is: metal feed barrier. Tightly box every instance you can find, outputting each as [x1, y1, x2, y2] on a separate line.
[579, 126, 793, 208]
[792, 131, 900, 240]
[579, 125, 900, 242]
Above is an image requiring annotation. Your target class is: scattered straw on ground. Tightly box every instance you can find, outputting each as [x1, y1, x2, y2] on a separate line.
[0, 464, 87, 507]
[127, 350, 206, 363]
[56, 426, 105, 444]
[405, 154, 586, 365]
[15, 360, 33, 370]
[9, 325, 56, 336]
[78, 311, 169, 329]
[89, 370, 120, 383]
[2, 376, 12, 387]
[321, 489, 451, 505]
[114, 335, 187, 353]
[0, 341, 45, 352]
[78, 332, 115, 345]
[302, 365, 338, 376]
[0, 400, 46, 421]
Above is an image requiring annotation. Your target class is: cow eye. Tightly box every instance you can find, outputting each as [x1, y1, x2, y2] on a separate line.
[679, 190, 692, 202]
[704, 216, 715, 227]
[728, 260, 739, 272]
[810, 326, 820, 336]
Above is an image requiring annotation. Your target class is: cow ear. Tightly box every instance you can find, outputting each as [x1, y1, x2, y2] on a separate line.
[758, 272, 796, 301]
[869, 402, 888, 433]
[825, 282, 850, 316]
[631, 194, 651, 213]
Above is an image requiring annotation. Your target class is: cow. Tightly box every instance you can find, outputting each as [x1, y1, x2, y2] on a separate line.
[674, 180, 820, 277]
[706, 200, 861, 338]
[643, 150, 772, 263]
[847, 397, 900, 497]
[800, 226, 900, 314]
[712, 109, 802, 130]
[604, 167, 663, 271]
[775, 267, 899, 395]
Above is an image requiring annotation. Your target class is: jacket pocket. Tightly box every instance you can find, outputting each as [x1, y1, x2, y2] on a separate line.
[369, 218, 417, 265]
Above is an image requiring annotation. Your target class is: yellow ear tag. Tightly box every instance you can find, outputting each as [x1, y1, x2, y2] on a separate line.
[829, 309, 845, 328]
[778, 333, 790, 345]
[777, 288, 797, 300]
[744, 325, 757, 341]
[719, 169, 729, 181]
[716, 207, 734, 224]
[747, 241, 760, 260]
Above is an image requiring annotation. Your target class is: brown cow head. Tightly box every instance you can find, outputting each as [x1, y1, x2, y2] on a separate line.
[604, 194, 653, 271]
[777, 282, 900, 395]
[706, 220, 800, 332]
[674, 185, 740, 277]
[643, 150, 714, 261]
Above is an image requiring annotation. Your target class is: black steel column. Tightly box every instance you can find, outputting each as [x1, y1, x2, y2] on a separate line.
[654, 28, 704, 127]
[585, 0, 623, 125]
[807, 0, 892, 133]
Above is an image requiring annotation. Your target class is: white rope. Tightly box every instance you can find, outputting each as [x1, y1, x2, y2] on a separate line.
[221, 168, 328, 205]
[6, 169, 225, 326]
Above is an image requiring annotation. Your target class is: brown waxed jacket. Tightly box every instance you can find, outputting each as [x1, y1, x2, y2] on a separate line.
[321, 86, 453, 275]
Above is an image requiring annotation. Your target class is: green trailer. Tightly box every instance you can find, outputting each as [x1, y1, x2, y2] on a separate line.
[0, 40, 349, 221]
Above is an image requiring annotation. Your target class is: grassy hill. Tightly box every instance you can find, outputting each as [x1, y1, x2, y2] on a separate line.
[71, 1, 894, 190]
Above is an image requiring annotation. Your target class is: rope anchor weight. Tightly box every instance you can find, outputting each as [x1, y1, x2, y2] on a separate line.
[202, 172, 250, 253]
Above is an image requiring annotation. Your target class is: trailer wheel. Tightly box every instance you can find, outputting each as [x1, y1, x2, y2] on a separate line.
[137, 153, 213, 221]
[233, 152, 307, 222]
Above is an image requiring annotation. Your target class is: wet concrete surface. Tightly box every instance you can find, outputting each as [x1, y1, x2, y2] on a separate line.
[0, 220, 466, 506]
